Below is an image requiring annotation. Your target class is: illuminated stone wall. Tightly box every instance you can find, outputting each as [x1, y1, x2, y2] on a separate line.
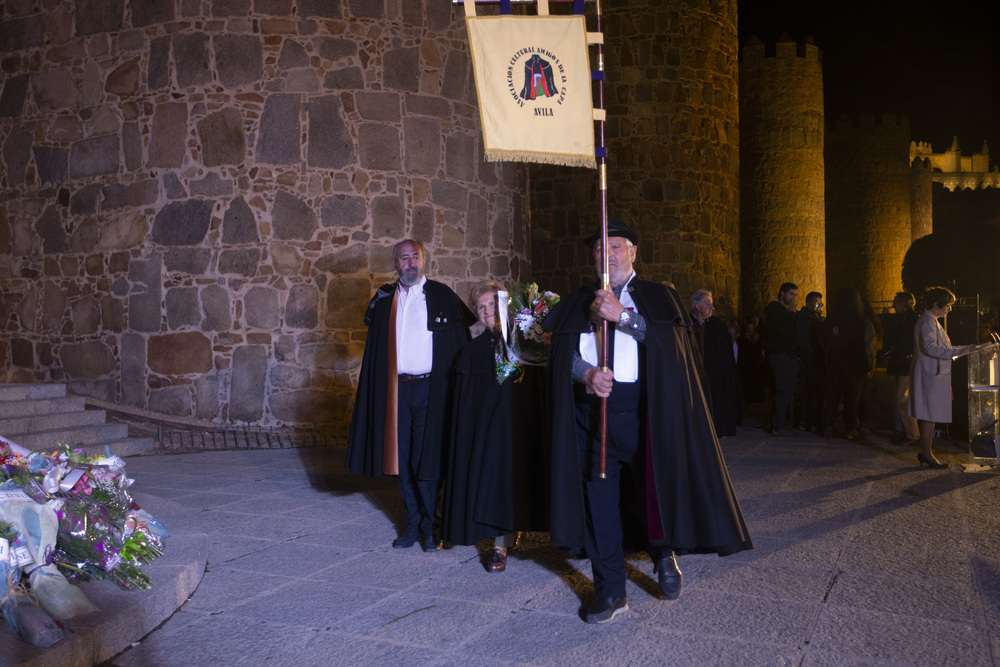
[0, 0, 529, 433]
[909, 157, 933, 240]
[826, 113, 912, 305]
[738, 35, 825, 318]
[530, 0, 740, 317]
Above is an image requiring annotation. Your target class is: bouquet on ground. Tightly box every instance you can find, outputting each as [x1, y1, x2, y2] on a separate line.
[500, 282, 560, 365]
[0, 437, 166, 647]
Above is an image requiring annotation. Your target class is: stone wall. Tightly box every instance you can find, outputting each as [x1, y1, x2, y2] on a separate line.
[530, 0, 740, 317]
[738, 35, 825, 319]
[826, 113, 912, 305]
[0, 0, 529, 434]
[909, 157, 933, 241]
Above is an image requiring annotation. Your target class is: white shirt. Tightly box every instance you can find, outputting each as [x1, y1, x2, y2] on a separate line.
[395, 277, 433, 375]
[578, 272, 640, 383]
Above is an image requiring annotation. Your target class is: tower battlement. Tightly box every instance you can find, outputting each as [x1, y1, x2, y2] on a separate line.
[740, 34, 822, 63]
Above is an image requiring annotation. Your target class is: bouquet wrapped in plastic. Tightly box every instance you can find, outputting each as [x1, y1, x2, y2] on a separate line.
[0, 436, 166, 647]
[500, 282, 560, 365]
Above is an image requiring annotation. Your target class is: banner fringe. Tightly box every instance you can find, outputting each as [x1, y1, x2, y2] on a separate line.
[484, 150, 596, 170]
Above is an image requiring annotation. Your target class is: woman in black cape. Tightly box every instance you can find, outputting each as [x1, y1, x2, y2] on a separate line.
[441, 281, 548, 572]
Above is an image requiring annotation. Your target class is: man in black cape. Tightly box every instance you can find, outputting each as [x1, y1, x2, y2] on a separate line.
[346, 239, 473, 551]
[690, 288, 740, 437]
[543, 219, 752, 624]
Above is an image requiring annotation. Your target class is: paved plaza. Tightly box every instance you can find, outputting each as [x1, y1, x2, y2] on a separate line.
[7, 421, 1000, 666]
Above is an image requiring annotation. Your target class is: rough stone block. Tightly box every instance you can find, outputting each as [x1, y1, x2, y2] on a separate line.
[35, 206, 68, 254]
[106, 58, 141, 97]
[71, 296, 101, 334]
[315, 244, 367, 275]
[195, 372, 221, 419]
[371, 194, 405, 240]
[127, 252, 162, 332]
[212, 0, 251, 17]
[285, 284, 318, 329]
[445, 132, 475, 182]
[402, 116, 440, 176]
[201, 284, 232, 331]
[325, 277, 371, 328]
[149, 102, 187, 168]
[430, 179, 468, 211]
[230, 346, 267, 420]
[33, 146, 69, 183]
[0, 16, 44, 52]
[411, 204, 435, 241]
[269, 244, 303, 275]
[148, 36, 170, 91]
[123, 122, 142, 170]
[270, 364, 309, 388]
[268, 389, 335, 422]
[173, 32, 212, 88]
[70, 184, 101, 215]
[214, 34, 263, 87]
[348, 0, 383, 19]
[31, 69, 80, 112]
[0, 74, 30, 118]
[199, 108, 246, 167]
[148, 332, 213, 375]
[320, 193, 367, 228]
[221, 196, 258, 244]
[131, 0, 176, 27]
[100, 211, 150, 250]
[299, 0, 341, 17]
[4, 126, 32, 185]
[164, 248, 211, 274]
[60, 340, 115, 379]
[152, 199, 213, 246]
[256, 94, 301, 164]
[278, 40, 309, 68]
[166, 287, 201, 327]
[315, 37, 354, 61]
[149, 385, 192, 416]
[358, 124, 401, 171]
[164, 172, 187, 199]
[465, 193, 488, 247]
[219, 248, 261, 277]
[383, 47, 420, 92]
[356, 92, 401, 121]
[307, 94, 354, 168]
[11, 339, 32, 367]
[245, 286, 279, 328]
[190, 172, 233, 197]
[101, 294, 125, 331]
[256, 0, 293, 15]
[272, 190, 318, 241]
[70, 218, 99, 253]
[441, 50, 469, 101]
[323, 68, 363, 90]
[75, 0, 124, 35]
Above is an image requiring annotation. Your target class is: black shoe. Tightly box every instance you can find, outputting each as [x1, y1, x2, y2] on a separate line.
[486, 547, 507, 572]
[917, 452, 947, 469]
[584, 596, 628, 624]
[392, 529, 419, 549]
[421, 533, 440, 551]
[654, 553, 683, 600]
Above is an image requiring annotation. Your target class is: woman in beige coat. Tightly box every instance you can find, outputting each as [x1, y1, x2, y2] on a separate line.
[908, 287, 984, 468]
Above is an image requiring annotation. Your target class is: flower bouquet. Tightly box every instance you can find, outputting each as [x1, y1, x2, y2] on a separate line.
[0, 437, 166, 646]
[501, 282, 560, 365]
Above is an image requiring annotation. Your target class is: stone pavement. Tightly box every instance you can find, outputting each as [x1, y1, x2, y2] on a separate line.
[9, 423, 1000, 666]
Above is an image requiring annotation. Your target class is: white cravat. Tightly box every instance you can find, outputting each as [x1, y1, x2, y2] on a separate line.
[395, 277, 433, 375]
[579, 273, 639, 383]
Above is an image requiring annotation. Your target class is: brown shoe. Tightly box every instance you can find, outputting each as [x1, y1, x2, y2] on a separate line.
[487, 547, 507, 572]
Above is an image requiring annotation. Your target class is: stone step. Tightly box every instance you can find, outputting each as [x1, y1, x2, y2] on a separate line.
[0, 383, 67, 401]
[0, 395, 87, 419]
[76, 437, 157, 458]
[0, 408, 107, 436]
[12, 423, 131, 451]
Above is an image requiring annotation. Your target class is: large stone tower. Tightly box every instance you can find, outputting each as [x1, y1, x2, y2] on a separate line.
[909, 157, 933, 241]
[738, 35, 825, 318]
[530, 0, 740, 314]
[826, 113, 912, 305]
[0, 1, 529, 435]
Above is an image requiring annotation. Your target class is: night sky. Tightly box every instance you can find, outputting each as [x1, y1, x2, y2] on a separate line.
[738, 0, 999, 160]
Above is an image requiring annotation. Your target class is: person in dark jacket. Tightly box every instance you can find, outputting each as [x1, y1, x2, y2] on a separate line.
[880, 291, 919, 443]
[345, 240, 474, 551]
[442, 281, 548, 572]
[823, 287, 867, 439]
[795, 291, 824, 433]
[764, 283, 799, 435]
[544, 218, 751, 625]
[690, 289, 739, 437]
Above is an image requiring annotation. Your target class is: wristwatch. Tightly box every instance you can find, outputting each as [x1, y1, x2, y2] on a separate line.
[618, 309, 630, 328]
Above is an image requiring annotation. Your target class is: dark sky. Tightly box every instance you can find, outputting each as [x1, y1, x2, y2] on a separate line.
[738, 0, 999, 160]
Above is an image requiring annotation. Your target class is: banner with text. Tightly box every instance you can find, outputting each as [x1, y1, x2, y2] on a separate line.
[465, 14, 596, 169]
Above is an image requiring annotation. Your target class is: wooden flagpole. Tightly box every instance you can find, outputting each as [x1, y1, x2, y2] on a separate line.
[594, 0, 609, 479]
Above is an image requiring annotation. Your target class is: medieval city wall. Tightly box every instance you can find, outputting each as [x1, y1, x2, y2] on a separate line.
[826, 112, 912, 305]
[0, 0, 529, 435]
[909, 157, 933, 241]
[738, 35, 825, 318]
[530, 0, 741, 317]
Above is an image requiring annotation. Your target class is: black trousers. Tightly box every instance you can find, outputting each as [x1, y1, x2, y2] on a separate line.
[768, 352, 800, 430]
[574, 381, 664, 600]
[396, 378, 439, 536]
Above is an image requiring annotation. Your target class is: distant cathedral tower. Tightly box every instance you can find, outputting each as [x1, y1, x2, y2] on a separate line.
[739, 35, 825, 318]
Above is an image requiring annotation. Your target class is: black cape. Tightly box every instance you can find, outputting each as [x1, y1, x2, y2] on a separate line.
[543, 279, 752, 556]
[692, 314, 740, 437]
[441, 332, 549, 545]
[345, 279, 472, 480]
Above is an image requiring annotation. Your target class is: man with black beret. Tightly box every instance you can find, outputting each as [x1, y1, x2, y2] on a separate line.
[543, 218, 752, 624]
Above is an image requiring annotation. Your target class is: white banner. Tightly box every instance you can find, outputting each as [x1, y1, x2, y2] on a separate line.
[466, 14, 596, 168]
